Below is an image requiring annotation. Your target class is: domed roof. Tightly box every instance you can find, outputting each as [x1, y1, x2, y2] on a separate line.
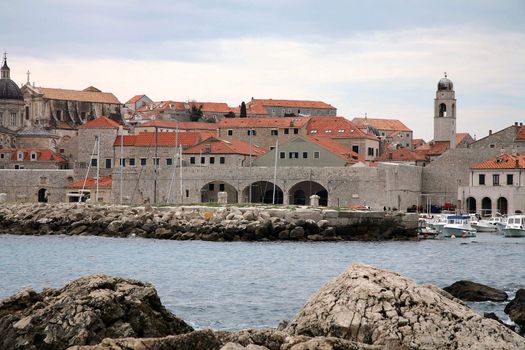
[437, 73, 453, 91]
[0, 78, 23, 101]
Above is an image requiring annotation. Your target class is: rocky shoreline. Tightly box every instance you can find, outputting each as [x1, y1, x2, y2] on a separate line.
[1, 264, 523, 350]
[0, 203, 418, 242]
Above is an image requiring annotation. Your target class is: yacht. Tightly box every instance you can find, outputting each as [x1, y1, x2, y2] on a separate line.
[502, 215, 525, 237]
[471, 217, 499, 232]
[442, 215, 476, 238]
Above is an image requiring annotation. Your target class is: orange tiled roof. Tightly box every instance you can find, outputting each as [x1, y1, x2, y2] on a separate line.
[69, 175, 112, 189]
[125, 94, 146, 105]
[412, 138, 425, 146]
[352, 117, 412, 132]
[471, 153, 525, 169]
[455, 132, 471, 145]
[113, 131, 213, 147]
[376, 148, 427, 162]
[230, 103, 270, 116]
[305, 136, 363, 164]
[252, 99, 335, 109]
[218, 117, 310, 128]
[137, 120, 219, 131]
[515, 126, 525, 141]
[416, 141, 450, 156]
[80, 117, 121, 129]
[307, 117, 378, 140]
[183, 137, 267, 156]
[0, 148, 67, 162]
[40, 87, 120, 104]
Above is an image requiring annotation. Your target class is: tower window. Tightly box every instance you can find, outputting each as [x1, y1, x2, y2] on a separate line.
[439, 103, 447, 117]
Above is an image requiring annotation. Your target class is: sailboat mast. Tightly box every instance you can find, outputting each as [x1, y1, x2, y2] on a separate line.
[95, 135, 100, 203]
[119, 126, 123, 205]
[153, 126, 158, 204]
[272, 138, 278, 204]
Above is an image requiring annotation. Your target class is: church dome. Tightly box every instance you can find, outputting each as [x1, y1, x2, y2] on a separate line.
[437, 74, 453, 91]
[0, 78, 23, 101]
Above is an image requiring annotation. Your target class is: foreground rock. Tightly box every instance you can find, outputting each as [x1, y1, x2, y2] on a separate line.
[443, 280, 508, 302]
[285, 263, 524, 349]
[0, 203, 417, 242]
[0, 275, 192, 350]
[505, 288, 525, 333]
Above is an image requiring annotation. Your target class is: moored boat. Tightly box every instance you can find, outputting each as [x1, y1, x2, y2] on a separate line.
[442, 215, 476, 238]
[502, 215, 525, 237]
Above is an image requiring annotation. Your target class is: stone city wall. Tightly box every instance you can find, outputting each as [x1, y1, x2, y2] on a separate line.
[0, 169, 74, 203]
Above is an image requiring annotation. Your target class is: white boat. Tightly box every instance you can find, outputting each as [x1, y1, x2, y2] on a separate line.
[429, 214, 448, 234]
[472, 217, 498, 232]
[442, 215, 476, 238]
[495, 216, 507, 232]
[417, 219, 439, 239]
[502, 215, 525, 237]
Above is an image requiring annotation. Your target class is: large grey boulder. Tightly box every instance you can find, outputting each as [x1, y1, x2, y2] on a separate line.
[285, 263, 524, 349]
[0, 275, 192, 350]
[443, 280, 508, 302]
[505, 288, 525, 333]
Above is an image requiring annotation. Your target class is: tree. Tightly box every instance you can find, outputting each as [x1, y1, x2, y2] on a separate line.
[189, 104, 203, 122]
[240, 101, 247, 118]
[224, 111, 236, 118]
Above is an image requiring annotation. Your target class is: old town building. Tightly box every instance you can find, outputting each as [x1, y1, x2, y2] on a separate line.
[0, 55, 25, 131]
[238, 98, 336, 117]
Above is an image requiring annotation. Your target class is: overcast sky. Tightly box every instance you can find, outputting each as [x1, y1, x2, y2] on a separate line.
[2, 0, 524, 140]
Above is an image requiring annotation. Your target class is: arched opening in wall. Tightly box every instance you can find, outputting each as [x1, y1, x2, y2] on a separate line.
[242, 181, 283, 204]
[38, 188, 48, 203]
[497, 197, 508, 215]
[452, 103, 456, 118]
[439, 103, 447, 117]
[466, 197, 476, 213]
[200, 181, 238, 204]
[481, 197, 492, 217]
[289, 181, 328, 206]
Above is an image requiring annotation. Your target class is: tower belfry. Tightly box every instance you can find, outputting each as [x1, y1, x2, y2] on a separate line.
[434, 73, 457, 148]
[1, 51, 10, 79]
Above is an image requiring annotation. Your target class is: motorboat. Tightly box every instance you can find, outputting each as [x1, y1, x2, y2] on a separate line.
[442, 215, 476, 238]
[417, 219, 439, 239]
[471, 217, 499, 232]
[429, 214, 448, 234]
[502, 215, 525, 237]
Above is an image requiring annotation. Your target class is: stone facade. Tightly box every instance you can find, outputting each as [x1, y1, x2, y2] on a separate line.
[0, 169, 74, 203]
[76, 127, 120, 178]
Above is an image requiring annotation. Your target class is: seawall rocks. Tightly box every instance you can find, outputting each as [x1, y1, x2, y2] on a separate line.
[0, 203, 418, 242]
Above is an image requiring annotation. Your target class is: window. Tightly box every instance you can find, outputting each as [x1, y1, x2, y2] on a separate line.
[154, 158, 160, 166]
[129, 158, 135, 166]
[200, 157, 205, 164]
[310, 130, 318, 134]
[247, 129, 256, 136]
[0, 153, 3, 159]
[479, 174, 485, 185]
[11, 113, 16, 126]
[91, 158, 97, 167]
[219, 184, 225, 191]
[105, 159, 112, 168]
[59, 148, 65, 154]
[324, 130, 332, 134]
[507, 174, 514, 185]
[140, 158, 147, 166]
[293, 128, 299, 134]
[15, 164, 24, 170]
[81, 112, 86, 119]
[208, 183, 215, 191]
[209, 156, 215, 164]
[56, 110, 62, 121]
[367, 147, 374, 156]
[284, 128, 289, 135]
[166, 158, 173, 166]
[220, 156, 225, 164]
[289, 152, 299, 159]
[271, 129, 278, 136]
[25, 106, 30, 120]
[31, 152, 37, 160]
[489, 144, 495, 149]
[227, 129, 233, 136]
[338, 129, 345, 133]
[406, 133, 410, 138]
[269, 146, 275, 150]
[185, 189, 189, 197]
[120, 158, 126, 167]
[303, 152, 308, 158]
[280, 152, 285, 159]
[190, 156, 195, 164]
[352, 145, 359, 154]
[314, 151, 320, 159]
[493, 174, 500, 186]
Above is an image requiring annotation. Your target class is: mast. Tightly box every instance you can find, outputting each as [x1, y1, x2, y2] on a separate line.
[179, 145, 183, 204]
[119, 126, 123, 205]
[153, 126, 158, 204]
[167, 121, 179, 203]
[79, 138, 98, 203]
[95, 135, 100, 203]
[249, 129, 252, 203]
[272, 138, 279, 204]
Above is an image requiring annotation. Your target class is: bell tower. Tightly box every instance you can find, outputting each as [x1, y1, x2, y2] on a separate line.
[434, 73, 456, 148]
[1, 51, 10, 79]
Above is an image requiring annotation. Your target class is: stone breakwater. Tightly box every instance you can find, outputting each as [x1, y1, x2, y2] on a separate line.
[1, 264, 523, 350]
[0, 203, 418, 241]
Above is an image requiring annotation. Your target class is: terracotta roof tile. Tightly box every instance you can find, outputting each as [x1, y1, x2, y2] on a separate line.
[305, 136, 363, 164]
[80, 117, 121, 129]
[183, 137, 267, 156]
[352, 117, 412, 132]
[0, 148, 67, 162]
[218, 117, 310, 128]
[307, 117, 378, 140]
[138, 120, 219, 131]
[251, 99, 335, 109]
[455, 132, 472, 145]
[136, 101, 231, 114]
[471, 153, 525, 169]
[376, 148, 427, 162]
[230, 103, 270, 116]
[125, 95, 146, 105]
[69, 175, 112, 189]
[113, 131, 214, 147]
[416, 141, 450, 156]
[40, 87, 120, 104]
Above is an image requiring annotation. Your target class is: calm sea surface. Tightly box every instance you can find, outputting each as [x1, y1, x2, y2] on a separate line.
[0, 234, 523, 330]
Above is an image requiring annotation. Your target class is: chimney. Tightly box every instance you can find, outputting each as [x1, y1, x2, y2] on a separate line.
[204, 144, 211, 153]
[489, 130, 492, 135]
[515, 122, 519, 126]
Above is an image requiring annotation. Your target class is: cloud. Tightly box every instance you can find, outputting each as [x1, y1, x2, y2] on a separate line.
[9, 25, 525, 140]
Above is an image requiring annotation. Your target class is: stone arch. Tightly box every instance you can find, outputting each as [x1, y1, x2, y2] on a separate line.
[200, 181, 238, 203]
[497, 197, 508, 215]
[242, 181, 283, 204]
[289, 181, 328, 206]
[38, 188, 48, 203]
[466, 197, 476, 213]
[439, 103, 447, 117]
[481, 197, 492, 217]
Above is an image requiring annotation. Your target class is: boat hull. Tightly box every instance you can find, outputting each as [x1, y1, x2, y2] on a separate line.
[442, 226, 476, 238]
[472, 223, 497, 232]
[503, 228, 525, 237]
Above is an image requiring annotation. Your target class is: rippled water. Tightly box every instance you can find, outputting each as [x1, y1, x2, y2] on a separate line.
[1, 234, 523, 330]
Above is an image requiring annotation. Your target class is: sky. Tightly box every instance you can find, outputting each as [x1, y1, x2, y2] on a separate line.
[2, 0, 524, 140]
